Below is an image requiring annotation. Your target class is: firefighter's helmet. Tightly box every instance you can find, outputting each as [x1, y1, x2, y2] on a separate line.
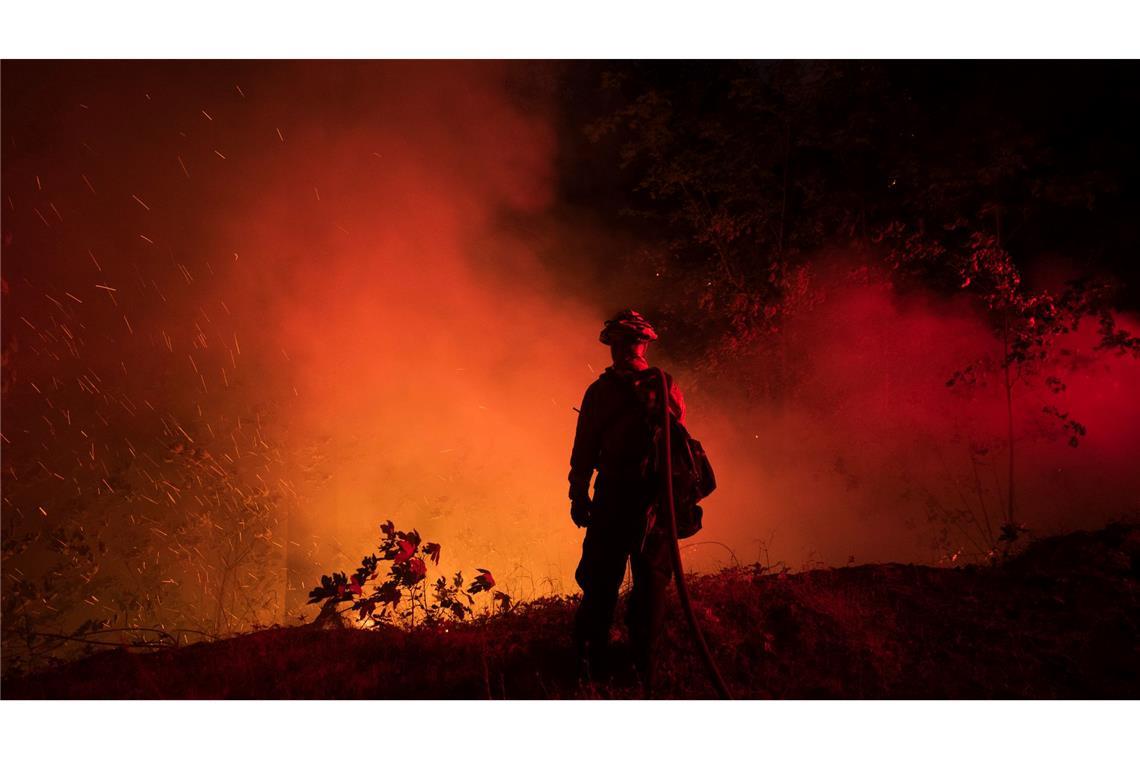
[599, 309, 658, 345]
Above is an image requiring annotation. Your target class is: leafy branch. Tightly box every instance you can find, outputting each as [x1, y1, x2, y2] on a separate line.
[307, 520, 502, 629]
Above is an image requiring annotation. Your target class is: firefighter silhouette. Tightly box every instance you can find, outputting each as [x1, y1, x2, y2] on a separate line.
[568, 310, 685, 686]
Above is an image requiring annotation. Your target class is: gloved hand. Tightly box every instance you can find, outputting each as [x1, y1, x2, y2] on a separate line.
[570, 499, 593, 528]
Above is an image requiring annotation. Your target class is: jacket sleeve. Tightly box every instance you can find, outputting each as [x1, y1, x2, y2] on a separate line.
[568, 384, 600, 503]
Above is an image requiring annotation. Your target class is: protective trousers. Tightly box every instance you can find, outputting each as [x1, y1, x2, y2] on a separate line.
[573, 478, 673, 684]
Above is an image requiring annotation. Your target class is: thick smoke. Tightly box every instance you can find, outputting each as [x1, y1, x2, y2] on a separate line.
[2, 62, 611, 623]
[688, 259, 1140, 569]
[210, 62, 607, 602]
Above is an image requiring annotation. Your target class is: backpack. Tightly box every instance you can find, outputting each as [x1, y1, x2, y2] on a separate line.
[623, 368, 716, 540]
[654, 417, 716, 538]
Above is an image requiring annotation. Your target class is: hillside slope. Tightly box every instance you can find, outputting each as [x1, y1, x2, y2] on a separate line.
[5, 524, 1139, 699]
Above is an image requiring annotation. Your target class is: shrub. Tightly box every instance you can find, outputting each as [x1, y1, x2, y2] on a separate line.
[307, 520, 502, 628]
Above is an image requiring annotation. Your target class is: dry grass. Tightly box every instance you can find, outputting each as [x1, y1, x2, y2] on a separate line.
[5, 524, 1138, 699]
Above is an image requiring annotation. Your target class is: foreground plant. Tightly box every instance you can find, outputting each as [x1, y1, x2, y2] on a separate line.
[307, 520, 504, 628]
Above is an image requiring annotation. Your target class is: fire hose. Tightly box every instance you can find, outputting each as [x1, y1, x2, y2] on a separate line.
[655, 368, 732, 700]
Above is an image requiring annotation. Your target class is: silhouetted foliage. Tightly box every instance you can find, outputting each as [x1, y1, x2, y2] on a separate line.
[308, 520, 499, 628]
[582, 62, 1140, 387]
